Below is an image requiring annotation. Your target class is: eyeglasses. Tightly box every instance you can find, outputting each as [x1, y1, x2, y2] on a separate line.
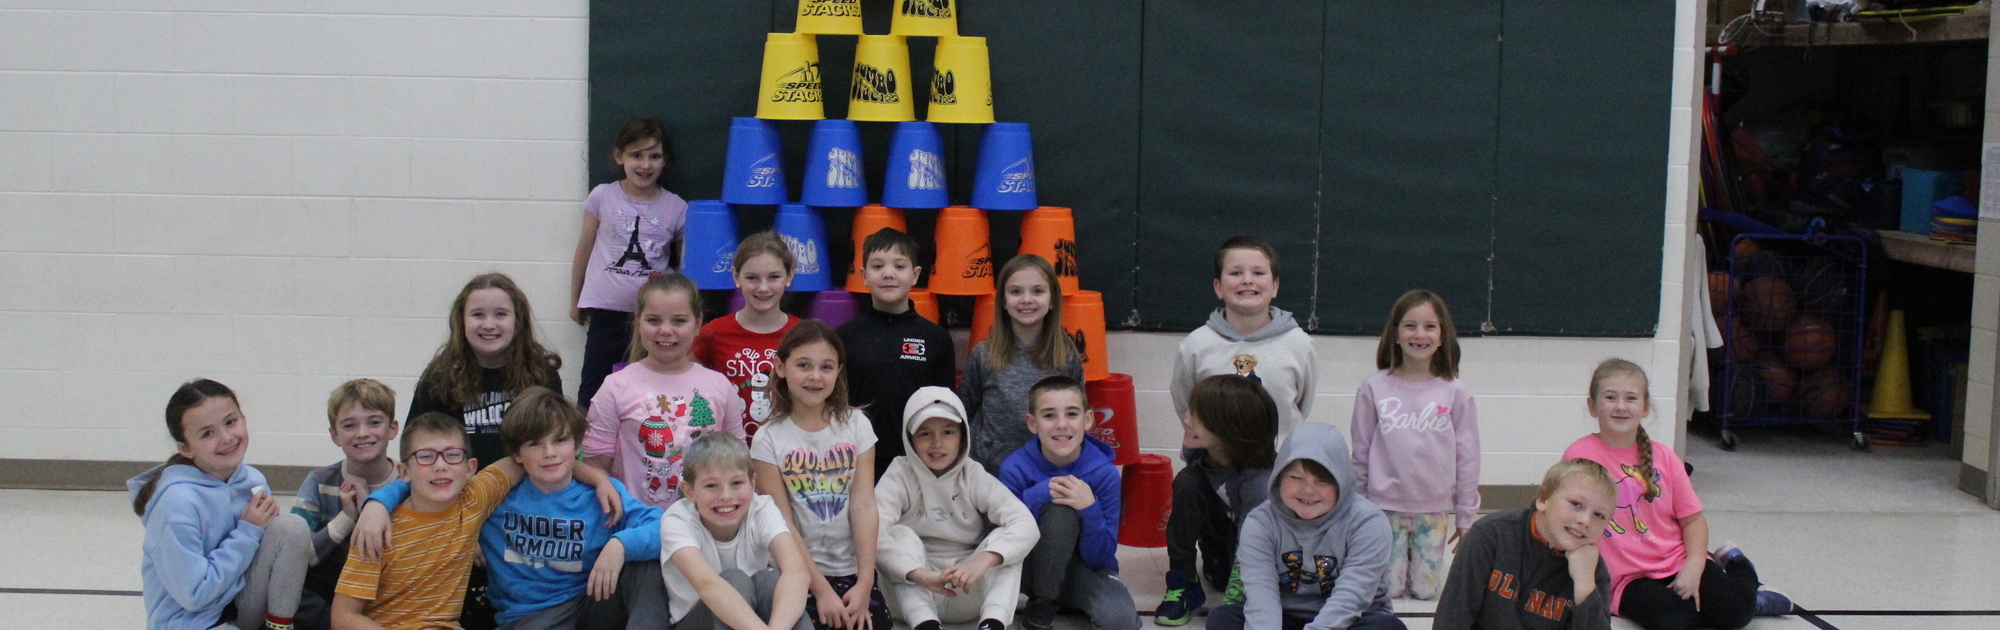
[407, 447, 468, 466]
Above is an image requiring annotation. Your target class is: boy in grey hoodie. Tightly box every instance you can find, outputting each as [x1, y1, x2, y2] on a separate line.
[1211, 422, 1404, 630]
[876, 387, 1041, 630]
[1170, 236, 1317, 434]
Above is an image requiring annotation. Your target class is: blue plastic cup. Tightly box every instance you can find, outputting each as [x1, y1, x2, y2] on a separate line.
[773, 204, 834, 292]
[681, 201, 741, 290]
[806, 290, 860, 329]
[970, 122, 1037, 210]
[721, 117, 789, 205]
[800, 119, 868, 207]
[881, 121, 948, 209]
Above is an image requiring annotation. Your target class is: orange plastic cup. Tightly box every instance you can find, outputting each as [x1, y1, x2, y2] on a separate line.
[1062, 290, 1108, 381]
[909, 288, 940, 323]
[1020, 206, 1079, 293]
[970, 292, 996, 350]
[929, 206, 994, 295]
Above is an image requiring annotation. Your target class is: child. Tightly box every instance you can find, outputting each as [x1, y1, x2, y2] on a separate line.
[411, 272, 566, 467]
[876, 386, 1041, 630]
[693, 231, 801, 441]
[838, 227, 955, 478]
[960, 254, 1082, 472]
[748, 321, 890, 630]
[586, 273, 747, 509]
[1350, 289, 1481, 600]
[998, 376, 1139, 630]
[1560, 359, 1791, 630]
[1434, 459, 1616, 630]
[1171, 235, 1317, 434]
[293, 379, 402, 630]
[129, 378, 312, 630]
[1154, 374, 1279, 626]
[1213, 422, 1403, 630]
[571, 117, 688, 411]
[352, 388, 666, 629]
[333, 412, 526, 630]
[659, 432, 816, 630]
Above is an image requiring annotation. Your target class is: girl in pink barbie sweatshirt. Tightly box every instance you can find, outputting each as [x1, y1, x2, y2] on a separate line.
[1349, 290, 1480, 600]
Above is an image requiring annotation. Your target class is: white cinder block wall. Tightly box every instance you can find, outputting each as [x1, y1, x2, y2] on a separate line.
[0, 0, 1703, 489]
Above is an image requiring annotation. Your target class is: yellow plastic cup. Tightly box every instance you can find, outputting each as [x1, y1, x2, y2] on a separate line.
[927, 36, 993, 124]
[795, 0, 863, 35]
[892, 0, 958, 37]
[847, 35, 915, 122]
[756, 33, 825, 120]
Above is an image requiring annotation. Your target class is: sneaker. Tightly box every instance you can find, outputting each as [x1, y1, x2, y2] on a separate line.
[1710, 541, 1754, 576]
[1022, 597, 1058, 630]
[978, 619, 1006, 630]
[1153, 570, 1204, 626]
[915, 621, 944, 630]
[1754, 590, 1795, 616]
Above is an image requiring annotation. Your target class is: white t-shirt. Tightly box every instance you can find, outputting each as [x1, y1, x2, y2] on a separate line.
[659, 494, 790, 623]
[748, 409, 878, 576]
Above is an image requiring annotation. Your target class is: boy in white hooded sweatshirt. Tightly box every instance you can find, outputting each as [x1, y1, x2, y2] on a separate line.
[875, 387, 1042, 630]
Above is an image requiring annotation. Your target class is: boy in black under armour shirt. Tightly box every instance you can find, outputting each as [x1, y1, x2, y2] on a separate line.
[838, 227, 956, 478]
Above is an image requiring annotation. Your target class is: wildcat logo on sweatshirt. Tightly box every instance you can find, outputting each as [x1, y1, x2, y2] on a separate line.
[782, 442, 857, 521]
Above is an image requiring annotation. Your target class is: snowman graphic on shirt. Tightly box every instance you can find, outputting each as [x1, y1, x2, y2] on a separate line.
[748, 371, 775, 426]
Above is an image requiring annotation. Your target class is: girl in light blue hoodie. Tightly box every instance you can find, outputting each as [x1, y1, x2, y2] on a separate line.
[128, 379, 312, 630]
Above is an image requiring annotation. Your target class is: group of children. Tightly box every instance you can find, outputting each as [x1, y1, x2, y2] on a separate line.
[128, 118, 1790, 630]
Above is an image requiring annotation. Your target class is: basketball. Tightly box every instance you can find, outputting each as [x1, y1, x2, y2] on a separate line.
[1708, 271, 1734, 319]
[1740, 275, 1796, 330]
[1783, 315, 1839, 370]
[1800, 370, 1852, 418]
[1732, 238, 1761, 268]
[1754, 355, 1798, 402]
[1725, 365, 1766, 416]
[1728, 320, 1760, 363]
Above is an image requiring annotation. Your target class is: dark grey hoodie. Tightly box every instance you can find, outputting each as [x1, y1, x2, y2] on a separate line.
[1239, 423, 1395, 630]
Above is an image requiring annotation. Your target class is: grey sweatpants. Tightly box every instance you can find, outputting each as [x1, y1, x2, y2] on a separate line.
[672, 568, 813, 630]
[498, 560, 671, 630]
[226, 513, 312, 629]
[1023, 505, 1140, 630]
[883, 550, 1024, 625]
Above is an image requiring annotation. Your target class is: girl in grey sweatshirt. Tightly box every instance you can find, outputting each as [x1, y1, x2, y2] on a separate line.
[1208, 423, 1404, 630]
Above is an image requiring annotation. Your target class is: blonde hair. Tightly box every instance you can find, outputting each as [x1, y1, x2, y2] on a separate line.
[1374, 289, 1461, 379]
[682, 432, 752, 484]
[1589, 358, 1659, 500]
[326, 379, 397, 430]
[986, 254, 1078, 372]
[1536, 458, 1616, 506]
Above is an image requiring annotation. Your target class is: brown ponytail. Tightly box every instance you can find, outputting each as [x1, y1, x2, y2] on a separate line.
[132, 379, 240, 517]
[1633, 426, 1660, 500]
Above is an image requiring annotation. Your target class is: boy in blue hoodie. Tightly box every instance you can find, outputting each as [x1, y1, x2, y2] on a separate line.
[1212, 423, 1404, 630]
[356, 387, 663, 629]
[999, 376, 1140, 630]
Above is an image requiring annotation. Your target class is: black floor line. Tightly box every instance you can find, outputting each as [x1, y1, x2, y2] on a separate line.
[1795, 607, 1842, 630]
[1810, 609, 2000, 616]
[0, 587, 142, 597]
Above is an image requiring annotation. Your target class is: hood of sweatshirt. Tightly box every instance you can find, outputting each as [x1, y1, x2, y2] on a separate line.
[127, 461, 264, 519]
[898, 386, 974, 482]
[1205, 306, 1302, 343]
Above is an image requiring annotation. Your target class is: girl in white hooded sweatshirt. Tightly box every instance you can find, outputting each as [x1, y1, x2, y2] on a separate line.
[875, 386, 1041, 630]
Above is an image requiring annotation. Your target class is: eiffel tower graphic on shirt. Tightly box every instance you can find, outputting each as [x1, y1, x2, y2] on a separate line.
[612, 216, 652, 271]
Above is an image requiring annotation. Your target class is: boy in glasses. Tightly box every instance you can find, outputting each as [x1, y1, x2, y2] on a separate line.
[334, 403, 622, 630]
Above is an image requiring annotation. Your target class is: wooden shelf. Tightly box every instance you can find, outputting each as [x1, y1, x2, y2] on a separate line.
[1879, 229, 1976, 272]
[1709, 12, 1989, 47]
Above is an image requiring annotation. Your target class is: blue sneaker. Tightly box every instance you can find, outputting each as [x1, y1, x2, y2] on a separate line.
[1711, 541, 1754, 576]
[1153, 570, 1204, 626]
[1755, 590, 1794, 616]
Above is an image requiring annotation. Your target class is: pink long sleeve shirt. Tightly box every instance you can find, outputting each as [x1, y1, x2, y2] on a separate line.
[1348, 370, 1481, 525]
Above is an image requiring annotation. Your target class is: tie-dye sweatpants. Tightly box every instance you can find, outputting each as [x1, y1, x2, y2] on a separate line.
[1385, 510, 1454, 600]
